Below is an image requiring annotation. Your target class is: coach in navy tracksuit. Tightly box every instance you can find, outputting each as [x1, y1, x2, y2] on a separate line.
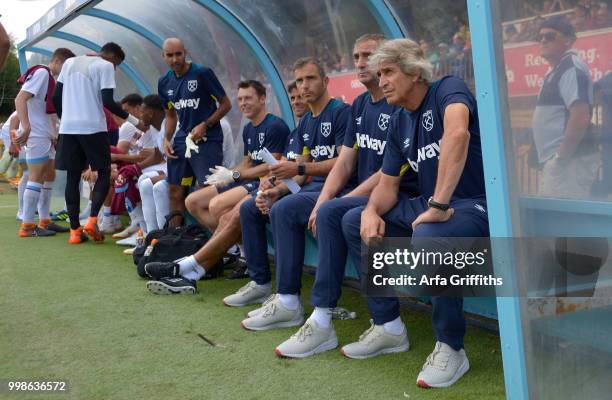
[238, 57, 350, 332]
[273, 34, 418, 359]
[348, 39, 487, 389]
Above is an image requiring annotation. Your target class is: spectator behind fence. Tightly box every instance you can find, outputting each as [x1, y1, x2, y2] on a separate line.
[531, 17, 599, 199]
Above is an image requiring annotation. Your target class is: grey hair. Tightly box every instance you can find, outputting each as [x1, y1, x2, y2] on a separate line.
[368, 38, 434, 82]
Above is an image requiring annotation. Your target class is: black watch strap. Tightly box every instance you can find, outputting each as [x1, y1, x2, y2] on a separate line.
[428, 196, 450, 211]
[297, 163, 305, 176]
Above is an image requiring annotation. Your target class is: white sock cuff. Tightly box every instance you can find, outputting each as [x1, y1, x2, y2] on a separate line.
[278, 294, 299, 311]
[383, 316, 404, 335]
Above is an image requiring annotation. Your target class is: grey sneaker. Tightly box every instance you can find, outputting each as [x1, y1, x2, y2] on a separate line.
[416, 342, 469, 388]
[340, 320, 409, 359]
[275, 318, 338, 358]
[240, 296, 304, 331]
[223, 281, 272, 307]
[246, 294, 277, 318]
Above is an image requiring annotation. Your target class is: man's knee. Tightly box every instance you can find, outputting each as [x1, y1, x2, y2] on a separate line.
[209, 195, 227, 220]
[139, 177, 153, 195]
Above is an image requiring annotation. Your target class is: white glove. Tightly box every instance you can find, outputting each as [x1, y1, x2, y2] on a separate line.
[185, 134, 200, 158]
[204, 165, 234, 188]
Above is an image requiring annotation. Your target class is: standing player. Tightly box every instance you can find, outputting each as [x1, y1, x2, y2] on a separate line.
[158, 38, 231, 226]
[355, 39, 487, 388]
[14, 48, 75, 237]
[143, 80, 289, 295]
[238, 57, 351, 331]
[273, 34, 418, 357]
[52, 42, 146, 244]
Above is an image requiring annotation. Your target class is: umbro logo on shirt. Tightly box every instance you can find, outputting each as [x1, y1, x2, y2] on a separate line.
[403, 138, 411, 149]
[356, 117, 362, 125]
[167, 89, 174, 96]
[474, 204, 486, 213]
[303, 134, 310, 141]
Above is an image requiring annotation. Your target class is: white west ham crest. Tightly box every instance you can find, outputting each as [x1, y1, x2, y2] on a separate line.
[378, 113, 390, 131]
[258, 132, 265, 145]
[320, 122, 332, 137]
[422, 109, 434, 132]
[187, 80, 198, 92]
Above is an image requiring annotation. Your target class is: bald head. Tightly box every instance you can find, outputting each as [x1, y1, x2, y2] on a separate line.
[162, 37, 189, 75]
[163, 38, 185, 52]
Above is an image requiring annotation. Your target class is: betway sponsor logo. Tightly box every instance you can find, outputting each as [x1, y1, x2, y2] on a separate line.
[173, 98, 200, 110]
[250, 149, 264, 161]
[356, 133, 386, 156]
[286, 151, 299, 161]
[310, 145, 335, 159]
[407, 140, 441, 172]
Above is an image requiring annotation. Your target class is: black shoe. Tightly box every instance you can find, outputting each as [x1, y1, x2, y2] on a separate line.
[146, 277, 196, 295]
[227, 258, 249, 280]
[203, 260, 224, 280]
[144, 261, 180, 280]
[31, 226, 57, 237]
[222, 253, 239, 269]
[43, 222, 70, 233]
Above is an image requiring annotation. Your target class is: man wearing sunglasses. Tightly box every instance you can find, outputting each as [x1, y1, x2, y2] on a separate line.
[532, 17, 597, 199]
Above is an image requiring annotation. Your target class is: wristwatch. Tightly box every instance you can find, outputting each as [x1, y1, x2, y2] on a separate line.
[232, 170, 241, 183]
[297, 162, 306, 176]
[428, 196, 450, 211]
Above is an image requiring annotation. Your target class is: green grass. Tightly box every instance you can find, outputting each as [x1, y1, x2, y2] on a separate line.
[0, 187, 505, 400]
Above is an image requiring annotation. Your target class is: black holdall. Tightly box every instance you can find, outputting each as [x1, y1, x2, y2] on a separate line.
[135, 212, 210, 278]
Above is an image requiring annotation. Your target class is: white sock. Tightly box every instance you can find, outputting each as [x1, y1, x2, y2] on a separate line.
[37, 181, 53, 221]
[139, 177, 158, 232]
[383, 316, 404, 335]
[17, 170, 28, 219]
[177, 255, 206, 280]
[128, 203, 146, 233]
[238, 244, 246, 257]
[311, 307, 332, 328]
[152, 179, 170, 229]
[278, 294, 299, 311]
[102, 206, 112, 225]
[23, 181, 42, 224]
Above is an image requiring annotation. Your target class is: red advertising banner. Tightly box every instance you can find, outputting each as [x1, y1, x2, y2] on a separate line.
[327, 71, 365, 104]
[504, 28, 612, 97]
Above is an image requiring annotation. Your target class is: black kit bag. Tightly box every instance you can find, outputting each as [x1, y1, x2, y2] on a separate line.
[135, 213, 210, 278]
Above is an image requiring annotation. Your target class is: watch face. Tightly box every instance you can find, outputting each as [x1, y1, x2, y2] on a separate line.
[232, 171, 240, 179]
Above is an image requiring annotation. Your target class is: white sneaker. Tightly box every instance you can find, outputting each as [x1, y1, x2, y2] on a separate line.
[416, 341, 469, 388]
[112, 224, 139, 239]
[275, 318, 338, 358]
[340, 320, 409, 359]
[246, 294, 277, 318]
[223, 281, 272, 307]
[100, 220, 118, 234]
[240, 296, 304, 331]
[123, 247, 135, 255]
[116, 232, 138, 246]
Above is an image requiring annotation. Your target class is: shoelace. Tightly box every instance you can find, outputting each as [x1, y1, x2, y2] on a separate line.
[293, 322, 314, 343]
[260, 294, 276, 307]
[262, 302, 278, 318]
[358, 320, 382, 344]
[423, 346, 450, 371]
[238, 281, 257, 294]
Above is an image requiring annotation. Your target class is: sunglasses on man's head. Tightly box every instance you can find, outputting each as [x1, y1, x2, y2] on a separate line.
[538, 31, 561, 42]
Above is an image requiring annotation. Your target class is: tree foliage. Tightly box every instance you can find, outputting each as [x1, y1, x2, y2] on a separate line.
[0, 38, 21, 121]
